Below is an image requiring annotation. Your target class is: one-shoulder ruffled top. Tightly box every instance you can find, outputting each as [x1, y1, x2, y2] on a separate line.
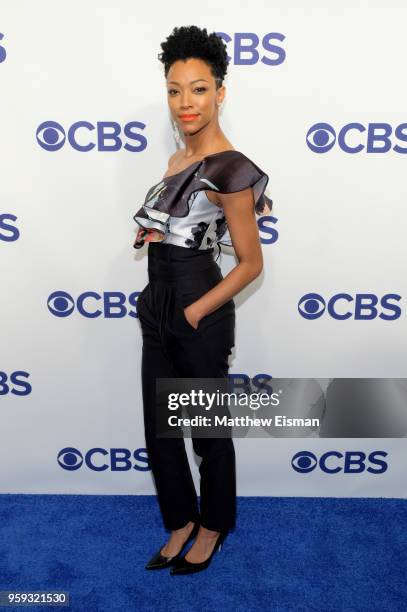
[132, 150, 273, 251]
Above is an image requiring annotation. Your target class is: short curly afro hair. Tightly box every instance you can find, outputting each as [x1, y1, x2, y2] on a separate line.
[158, 25, 229, 88]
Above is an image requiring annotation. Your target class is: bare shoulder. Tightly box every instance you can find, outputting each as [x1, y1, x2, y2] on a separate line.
[166, 145, 237, 208]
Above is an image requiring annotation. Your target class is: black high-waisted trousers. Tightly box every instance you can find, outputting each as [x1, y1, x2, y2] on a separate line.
[137, 242, 236, 532]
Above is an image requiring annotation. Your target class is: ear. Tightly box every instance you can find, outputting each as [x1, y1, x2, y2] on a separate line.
[217, 84, 226, 105]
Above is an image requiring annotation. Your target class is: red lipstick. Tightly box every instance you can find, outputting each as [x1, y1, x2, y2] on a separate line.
[179, 114, 200, 122]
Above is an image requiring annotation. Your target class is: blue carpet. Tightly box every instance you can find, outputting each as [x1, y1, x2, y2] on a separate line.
[0, 494, 406, 611]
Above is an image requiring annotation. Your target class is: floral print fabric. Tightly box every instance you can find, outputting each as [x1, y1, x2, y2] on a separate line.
[133, 150, 273, 251]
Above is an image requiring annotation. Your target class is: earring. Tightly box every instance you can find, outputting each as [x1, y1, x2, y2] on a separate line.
[171, 119, 181, 145]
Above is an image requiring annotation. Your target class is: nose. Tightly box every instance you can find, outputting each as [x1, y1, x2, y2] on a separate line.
[180, 91, 193, 108]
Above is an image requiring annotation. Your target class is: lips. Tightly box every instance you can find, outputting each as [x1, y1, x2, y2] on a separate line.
[179, 114, 200, 121]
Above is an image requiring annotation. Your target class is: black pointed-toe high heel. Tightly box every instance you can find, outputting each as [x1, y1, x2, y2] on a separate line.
[145, 522, 200, 570]
[169, 529, 228, 575]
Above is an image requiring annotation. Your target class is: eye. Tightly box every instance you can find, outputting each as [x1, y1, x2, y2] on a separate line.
[167, 87, 207, 95]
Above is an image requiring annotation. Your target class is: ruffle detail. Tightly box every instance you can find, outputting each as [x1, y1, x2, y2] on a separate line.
[133, 207, 169, 249]
[133, 150, 273, 249]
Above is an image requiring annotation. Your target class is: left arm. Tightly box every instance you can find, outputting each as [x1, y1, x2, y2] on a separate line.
[184, 187, 263, 329]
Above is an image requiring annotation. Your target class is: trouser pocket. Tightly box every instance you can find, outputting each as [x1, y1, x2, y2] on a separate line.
[175, 286, 235, 339]
[172, 290, 202, 336]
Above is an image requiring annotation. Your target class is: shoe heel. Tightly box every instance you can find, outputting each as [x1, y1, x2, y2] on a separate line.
[217, 530, 227, 553]
[170, 528, 228, 575]
[145, 521, 200, 570]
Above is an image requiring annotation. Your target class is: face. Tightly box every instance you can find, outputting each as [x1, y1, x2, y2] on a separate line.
[166, 57, 225, 135]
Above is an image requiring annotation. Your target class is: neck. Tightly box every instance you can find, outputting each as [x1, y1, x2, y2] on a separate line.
[182, 117, 225, 158]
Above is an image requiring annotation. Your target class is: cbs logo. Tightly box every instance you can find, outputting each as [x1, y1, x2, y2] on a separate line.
[298, 293, 401, 320]
[291, 450, 388, 474]
[217, 31, 285, 66]
[47, 291, 144, 318]
[36, 120, 148, 152]
[57, 447, 150, 472]
[307, 122, 407, 153]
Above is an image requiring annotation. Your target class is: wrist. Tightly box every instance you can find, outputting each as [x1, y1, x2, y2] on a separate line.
[186, 303, 205, 323]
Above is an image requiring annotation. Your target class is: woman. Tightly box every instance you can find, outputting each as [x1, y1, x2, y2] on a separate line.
[134, 25, 273, 575]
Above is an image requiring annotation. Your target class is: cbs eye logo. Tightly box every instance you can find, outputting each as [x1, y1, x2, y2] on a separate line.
[57, 447, 150, 472]
[36, 120, 147, 152]
[291, 450, 388, 474]
[58, 448, 83, 471]
[306, 123, 336, 153]
[307, 122, 407, 153]
[48, 291, 75, 317]
[298, 292, 402, 321]
[291, 451, 317, 473]
[298, 293, 326, 320]
[47, 290, 144, 318]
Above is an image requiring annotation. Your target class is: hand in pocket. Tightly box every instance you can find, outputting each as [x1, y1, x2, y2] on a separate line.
[183, 305, 200, 331]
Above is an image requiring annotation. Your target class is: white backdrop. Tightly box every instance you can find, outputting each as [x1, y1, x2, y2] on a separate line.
[1, 0, 406, 497]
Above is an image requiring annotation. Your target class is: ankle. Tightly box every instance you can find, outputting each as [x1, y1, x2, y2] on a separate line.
[197, 527, 221, 540]
[173, 520, 195, 535]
